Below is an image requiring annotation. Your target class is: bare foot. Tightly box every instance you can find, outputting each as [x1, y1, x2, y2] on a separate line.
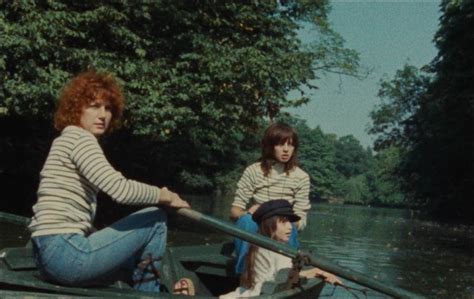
[173, 278, 195, 296]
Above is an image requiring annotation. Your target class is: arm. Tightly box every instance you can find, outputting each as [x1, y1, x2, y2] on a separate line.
[292, 174, 311, 230]
[300, 268, 343, 285]
[230, 165, 258, 221]
[230, 204, 261, 221]
[230, 206, 246, 220]
[71, 132, 189, 208]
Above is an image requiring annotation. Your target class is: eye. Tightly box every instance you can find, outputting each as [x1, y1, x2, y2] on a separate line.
[88, 102, 100, 108]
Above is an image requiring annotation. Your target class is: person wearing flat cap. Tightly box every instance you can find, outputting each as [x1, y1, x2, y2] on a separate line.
[251, 199, 301, 224]
[219, 200, 342, 298]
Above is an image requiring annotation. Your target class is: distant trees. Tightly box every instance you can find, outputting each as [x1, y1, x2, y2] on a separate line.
[290, 117, 402, 207]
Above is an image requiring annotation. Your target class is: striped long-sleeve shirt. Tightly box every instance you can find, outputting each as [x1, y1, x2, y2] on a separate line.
[29, 126, 161, 237]
[232, 162, 311, 229]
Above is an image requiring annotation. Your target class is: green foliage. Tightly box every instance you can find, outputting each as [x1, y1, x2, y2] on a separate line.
[1, 0, 361, 193]
[339, 175, 370, 205]
[333, 135, 373, 178]
[404, 0, 474, 219]
[368, 0, 474, 221]
[366, 146, 405, 207]
[369, 64, 431, 151]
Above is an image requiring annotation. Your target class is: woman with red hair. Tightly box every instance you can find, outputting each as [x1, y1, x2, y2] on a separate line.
[28, 70, 194, 295]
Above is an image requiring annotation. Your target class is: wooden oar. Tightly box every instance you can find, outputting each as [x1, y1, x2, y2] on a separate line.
[176, 208, 423, 299]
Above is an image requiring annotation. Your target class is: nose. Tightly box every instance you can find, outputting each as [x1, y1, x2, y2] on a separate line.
[98, 106, 106, 118]
[282, 143, 289, 151]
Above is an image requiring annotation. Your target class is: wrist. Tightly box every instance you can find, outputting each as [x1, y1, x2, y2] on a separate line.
[159, 188, 171, 203]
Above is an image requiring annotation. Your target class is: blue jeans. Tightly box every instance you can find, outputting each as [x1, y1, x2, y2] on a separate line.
[32, 207, 167, 293]
[233, 214, 299, 274]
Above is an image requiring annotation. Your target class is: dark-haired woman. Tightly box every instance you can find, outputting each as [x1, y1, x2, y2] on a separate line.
[229, 123, 311, 274]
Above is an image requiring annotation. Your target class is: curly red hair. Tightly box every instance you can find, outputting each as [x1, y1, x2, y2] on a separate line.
[54, 70, 125, 132]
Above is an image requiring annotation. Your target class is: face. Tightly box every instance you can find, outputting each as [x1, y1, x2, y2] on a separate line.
[274, 217, 293, 243]
[79, 99, 112, 137]
[273, 140, 294, 163]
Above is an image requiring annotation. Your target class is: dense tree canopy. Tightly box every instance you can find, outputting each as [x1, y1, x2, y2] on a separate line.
[0, 1, 360, 191]
[0, 1, 363, 216]
[406, 0, 474, 219]
[369, 0, 473, 221]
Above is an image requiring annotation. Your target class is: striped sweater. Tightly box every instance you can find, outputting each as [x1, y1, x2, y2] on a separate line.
[232, 162, 311, 229]
[29, 126, 161, 237]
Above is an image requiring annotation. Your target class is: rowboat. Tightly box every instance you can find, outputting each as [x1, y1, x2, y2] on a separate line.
[0, 211, 325, 298]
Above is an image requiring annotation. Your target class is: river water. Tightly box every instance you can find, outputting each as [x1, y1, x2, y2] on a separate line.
[2, 199, 473, 298]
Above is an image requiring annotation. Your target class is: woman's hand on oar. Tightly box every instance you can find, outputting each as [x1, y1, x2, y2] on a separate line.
[159, 187, 190, 208]
[300, 268, 343, 285]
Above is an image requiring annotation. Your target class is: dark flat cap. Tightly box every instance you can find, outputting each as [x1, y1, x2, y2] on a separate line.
[252, 199, 301, 224]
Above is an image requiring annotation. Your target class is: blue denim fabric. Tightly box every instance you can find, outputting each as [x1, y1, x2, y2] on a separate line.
[233, 214, 299, 274]
[32, 207, 167, 293]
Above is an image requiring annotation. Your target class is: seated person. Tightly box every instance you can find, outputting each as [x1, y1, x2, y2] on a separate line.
[221, 200, 342, 298]
[230, 123, 311, 274]
[28, 70, 193, 295]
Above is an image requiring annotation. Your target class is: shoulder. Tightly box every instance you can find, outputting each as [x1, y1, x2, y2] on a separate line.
[58, 126, 100, 154]
[257, 248, 291, 267]
[51, 126, 87, 147]
[291, 166, 309, 179]
[60, 126, 94, 140]
[243, 162, 263, 176]
[247, 162, 262, 171]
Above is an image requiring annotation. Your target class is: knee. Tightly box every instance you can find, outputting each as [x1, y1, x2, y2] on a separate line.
[137, 207, 167, 222]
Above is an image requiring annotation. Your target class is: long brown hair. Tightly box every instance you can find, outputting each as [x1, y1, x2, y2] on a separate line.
[259, 123, 299, 176]
[240, 215, 281, 289]
[54, 69, 124, 132]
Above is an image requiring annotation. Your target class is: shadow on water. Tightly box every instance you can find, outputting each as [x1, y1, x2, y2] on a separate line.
[2, 197, 473, 298]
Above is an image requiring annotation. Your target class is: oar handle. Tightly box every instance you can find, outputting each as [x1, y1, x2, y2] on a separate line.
[175, 208, 423, 299]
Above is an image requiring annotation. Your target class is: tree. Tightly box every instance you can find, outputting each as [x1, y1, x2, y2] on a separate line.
[405, 0, 474, 220]
[368, 64, 431, 151]
[297, 123, 339, 200]
[366, 146, 405, 207]
[333, 135, 373, 178]
[1, 1, 361, 196]
[368, 0, 474, 221]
